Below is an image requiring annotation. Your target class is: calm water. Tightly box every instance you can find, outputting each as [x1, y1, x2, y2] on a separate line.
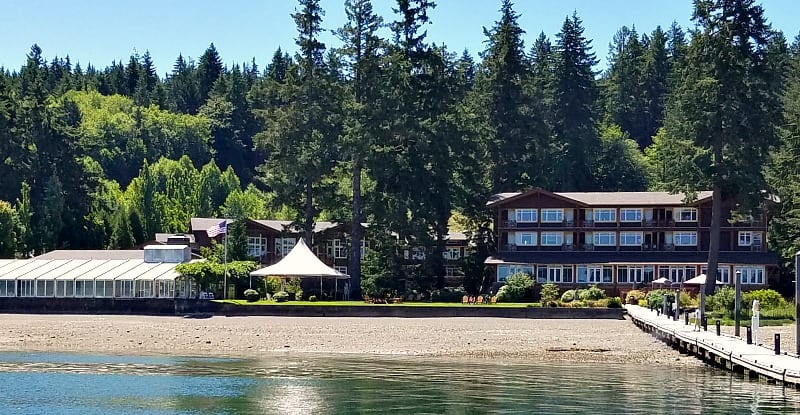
[0, 352, 798, 414]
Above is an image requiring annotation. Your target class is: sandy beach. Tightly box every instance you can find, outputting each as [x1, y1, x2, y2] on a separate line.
[0, 314, 710, 367]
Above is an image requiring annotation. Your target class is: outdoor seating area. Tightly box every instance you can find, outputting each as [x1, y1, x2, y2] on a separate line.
[461, 295, 498, 305]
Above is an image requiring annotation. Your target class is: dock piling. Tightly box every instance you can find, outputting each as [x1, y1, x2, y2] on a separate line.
[775, 334, 781, 355]
[747, 326, 753, 345]
[716, 320, 721, 336]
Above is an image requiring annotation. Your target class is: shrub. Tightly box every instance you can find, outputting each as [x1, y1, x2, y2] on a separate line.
[540, 283, 560, 303]
[273, 291, 289, 302]
[560, 289, 576, 303]
[625, 290, 646, 305]
[497, 273, 534, 302]
[646, 289, 674, 308]
[547, 300, 559, 307]
[638, 299, 648, 307]
[607, 297, 622, 308]
[743, 289, 788, 310]
[309, 295, 318, 302]
[431, 287, 466, 302]
[708, 286, 735, 314]
[243, 289, 260, 302]
[579, 285, 606, 301]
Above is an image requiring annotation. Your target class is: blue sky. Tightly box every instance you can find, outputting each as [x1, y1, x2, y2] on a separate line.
[1, 0, 797, 74]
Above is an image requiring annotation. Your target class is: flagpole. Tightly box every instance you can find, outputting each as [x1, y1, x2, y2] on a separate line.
[223, 222, 228, 300]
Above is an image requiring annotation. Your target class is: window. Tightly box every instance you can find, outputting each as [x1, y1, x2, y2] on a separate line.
[497, 264, 534, 282]
[247, 236, 267, 258]
[593, 232, 616, 246]
[620, 209, 642, 222]
[594, 209, 616, 222]
[515, 209, 537, 223]
[443, 247, 461, 260]
[667, 266, 696, 283]
[410, 247, 426, 260]
[19, 280, 35, 297]
[332, 239, 347, 259]
[276, 238, 296, 257]
[675, 208, 697, 222]
[446, 266, 463, 277]
[335, 266, 348, 275]
[360, 240, 369, 260]
[738, 232, 751, 246]
[735, 266, 764, 285]
[674, 232, 697, 246]
[752, 232, 763, 246]
[537, 267, 548, 283]
[540, 232, 563, 246]
[701, 265, 731, 284]
[617, 266, 652, 284]
[578, 265, 612, 283]
[619, 232, 643, 246]
[541, 209, 563, 223]
[517, 232, 537, 246]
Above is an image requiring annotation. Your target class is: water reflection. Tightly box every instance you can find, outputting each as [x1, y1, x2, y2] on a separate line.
[0, 352, 798, 414]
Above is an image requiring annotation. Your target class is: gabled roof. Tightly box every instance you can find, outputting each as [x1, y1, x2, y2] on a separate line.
[192, 217, 366, 234]
[487, 188, 713, 208]
[250, 238, 348, 278]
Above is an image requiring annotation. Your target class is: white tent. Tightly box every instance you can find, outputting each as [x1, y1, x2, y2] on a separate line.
[250, 238, 349, 299]
[684, 273, 725, 285]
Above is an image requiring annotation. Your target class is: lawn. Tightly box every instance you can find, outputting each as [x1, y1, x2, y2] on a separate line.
[216, 299, 538, 308]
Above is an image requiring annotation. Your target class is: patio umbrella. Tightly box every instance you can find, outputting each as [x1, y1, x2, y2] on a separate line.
[684, 274, 724, 285]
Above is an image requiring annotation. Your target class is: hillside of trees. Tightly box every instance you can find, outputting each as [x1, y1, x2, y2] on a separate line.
[1, 0, 799, 294]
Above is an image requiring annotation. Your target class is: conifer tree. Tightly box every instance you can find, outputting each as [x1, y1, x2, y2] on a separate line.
[198, 43, 224, 104]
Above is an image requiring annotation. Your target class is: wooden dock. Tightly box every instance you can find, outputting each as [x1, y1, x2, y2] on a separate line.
[626, 305, 800, 387]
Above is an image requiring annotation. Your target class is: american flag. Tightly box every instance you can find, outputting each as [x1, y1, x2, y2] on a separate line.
[206, 220, 227, 237]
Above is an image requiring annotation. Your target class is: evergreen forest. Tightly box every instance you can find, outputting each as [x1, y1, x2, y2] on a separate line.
[1, 0, 799, 294]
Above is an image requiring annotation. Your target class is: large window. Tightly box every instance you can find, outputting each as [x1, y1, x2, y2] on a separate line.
[620, 209, 642, 222]
[674, 232, 697, 246]
[247, 237, 268, 258]
[497, 264, 534, 282]
[593, 232, 616, 246]
[276, 238, 296, 257]
[540, 232, 563, 246]
[517, 232, 537, 246]
[577, 265, 612, 283]
[738, 231, 752, 246]
[735, 266, 764, 285]
[617, 266, 654, 284]
[537, 265, 572, 283]
[445, 266, 463, 277]
[675, 208, 698, 222]
[701, 265, 731, 284]
[541, 209, 563, 223]
[594, 209, 616, 222]
[515, 209, 537, 223]
[619, 232, 643, 246]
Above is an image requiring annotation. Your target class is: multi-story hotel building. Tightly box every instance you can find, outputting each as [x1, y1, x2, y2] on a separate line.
[485, 189, 777, 290]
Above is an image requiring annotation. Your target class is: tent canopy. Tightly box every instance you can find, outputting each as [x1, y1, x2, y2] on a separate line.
[652, 277, 672, 285]
[250, 238, 349, 279]
[684, 274, 724, 285]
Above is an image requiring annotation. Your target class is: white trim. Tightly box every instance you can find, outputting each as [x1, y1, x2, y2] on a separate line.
[619, 208, 642, 222]
[674, 208, 698, 222]
[594, 209, 616, 222]
[540, 209, 564, 223]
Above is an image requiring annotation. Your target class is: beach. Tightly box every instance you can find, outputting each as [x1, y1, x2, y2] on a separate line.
[0, 313, 709, 366]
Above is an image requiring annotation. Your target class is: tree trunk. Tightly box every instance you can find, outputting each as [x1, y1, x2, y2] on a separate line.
[705, 183, 722, 297]
[350, 159, 363, 299]
[304, 180, 314, 245]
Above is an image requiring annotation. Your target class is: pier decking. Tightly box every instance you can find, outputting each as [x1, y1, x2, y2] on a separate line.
[626, 305, 800, 387]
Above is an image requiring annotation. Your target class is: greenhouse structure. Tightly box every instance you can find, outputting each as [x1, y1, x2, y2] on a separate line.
[0, 245, 197, 299]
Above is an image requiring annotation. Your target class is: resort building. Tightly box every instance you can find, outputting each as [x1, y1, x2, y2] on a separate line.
[190, 217, 470, 278]
[0, 245, 197, 299]
[485, 189, 777, 289]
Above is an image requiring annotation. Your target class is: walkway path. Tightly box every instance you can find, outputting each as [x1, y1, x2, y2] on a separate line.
[626, 304, 800, 387]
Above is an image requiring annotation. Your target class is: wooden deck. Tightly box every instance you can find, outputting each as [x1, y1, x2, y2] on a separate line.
[626, 305, 800, 388]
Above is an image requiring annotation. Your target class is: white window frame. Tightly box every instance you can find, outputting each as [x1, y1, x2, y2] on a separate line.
[594, 209, 616, 222]
[333, 239, 347, 259]
[276, 237, 296, 257]
[445, 265, 462, 277]
[335, 266, 348, 275]
[619, 208, 642, 222]
[517, 232, 537, 246]
[540, 232, 563, 246]
[497, 264, 534, 282]
[443, 247, 461, 260]
[735, 266, 764, 285]
[674, 232, 697, 246]
[515, 209, 538, 223]
[675, 208, 698, 222]
[738, 232, 752, 247]
[619, 232, 643, 246]
[701, 265, 731, 284]
[593, 232, 616, 246]
[247, 236, 267, 258]
[540, 209, 563, 223]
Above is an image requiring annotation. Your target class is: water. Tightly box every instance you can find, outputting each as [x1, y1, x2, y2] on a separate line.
[0, 352, 798, 414]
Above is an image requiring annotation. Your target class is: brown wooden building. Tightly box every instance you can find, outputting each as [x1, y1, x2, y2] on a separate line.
[485, 189, 777, 290]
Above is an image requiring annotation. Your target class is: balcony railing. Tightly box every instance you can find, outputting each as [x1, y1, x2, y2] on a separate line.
[562, 244, 575, 251]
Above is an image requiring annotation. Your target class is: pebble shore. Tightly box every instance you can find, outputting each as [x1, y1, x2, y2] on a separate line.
[0, 314, 712, 367]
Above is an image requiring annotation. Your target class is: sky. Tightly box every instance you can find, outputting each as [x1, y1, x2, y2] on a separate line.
[1, 0, 798, 75]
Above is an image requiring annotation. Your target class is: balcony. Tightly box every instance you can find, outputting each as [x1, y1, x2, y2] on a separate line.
[750, 244, 763, 252]
[582, 243, 594, 251]
[663, 243, 675, 251]
[561, 244, 575, 251]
